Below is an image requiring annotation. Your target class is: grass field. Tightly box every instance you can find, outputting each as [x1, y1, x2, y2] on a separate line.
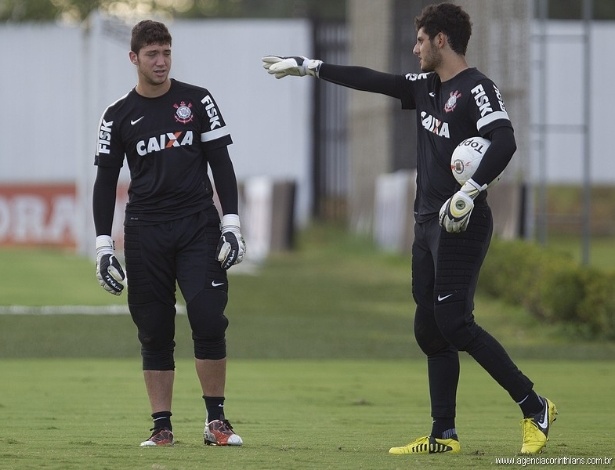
[2, 358, 614, 469]
[1, 225, 614, 468]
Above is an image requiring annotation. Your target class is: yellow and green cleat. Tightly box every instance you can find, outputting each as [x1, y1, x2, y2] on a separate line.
[520, 397, 558, 454]
[389, 435, 461, 455]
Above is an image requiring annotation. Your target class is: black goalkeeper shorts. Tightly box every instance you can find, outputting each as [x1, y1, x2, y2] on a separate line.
[123, 206, 227, 309]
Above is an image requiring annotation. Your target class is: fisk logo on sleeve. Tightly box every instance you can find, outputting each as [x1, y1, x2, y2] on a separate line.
[471, 83, 510, 129]
[405, 72, 429, 81]
[97, 119, 113, 155]
[471, 84, 493, 117]
[201, 95, 222, 130]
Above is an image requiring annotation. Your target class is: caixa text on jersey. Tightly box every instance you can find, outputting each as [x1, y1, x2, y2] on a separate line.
[96, 124, 197, 157]
[136, 131, 194, 156]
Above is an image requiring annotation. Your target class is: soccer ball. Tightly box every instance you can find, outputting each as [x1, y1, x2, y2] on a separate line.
[450, 136, 501, 186]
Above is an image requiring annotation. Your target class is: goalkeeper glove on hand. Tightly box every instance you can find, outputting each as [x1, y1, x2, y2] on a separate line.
[216, 214, 246, 270]
[262, 55, 322, 79]
[95, 235, 126, 295]
[439, 179, 487, 233]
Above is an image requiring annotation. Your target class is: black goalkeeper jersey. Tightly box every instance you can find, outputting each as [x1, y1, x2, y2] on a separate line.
[399, 68, 512, 222]
[319, 65, 513, 223]
[94, 79, 232, 225]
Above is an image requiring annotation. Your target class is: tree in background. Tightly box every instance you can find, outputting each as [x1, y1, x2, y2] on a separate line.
[0, 0, 346, 22]
[4, 0, 615, 23]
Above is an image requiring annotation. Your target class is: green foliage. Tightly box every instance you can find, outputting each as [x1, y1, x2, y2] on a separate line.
[481, 238, 615, 340]
[577, 268, 615, 336]
[0, 0, 59, 21]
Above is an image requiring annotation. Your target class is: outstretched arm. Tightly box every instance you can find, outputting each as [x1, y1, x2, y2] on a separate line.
[262, 56, 403, 99]
[319, 64, 402, 98]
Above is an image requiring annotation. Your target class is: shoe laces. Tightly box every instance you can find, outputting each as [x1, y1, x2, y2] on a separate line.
[211, 419, 235, 433]
[149, 427, 172, 438]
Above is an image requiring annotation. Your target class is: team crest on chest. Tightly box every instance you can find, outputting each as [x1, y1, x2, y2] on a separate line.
[174, 101, 193, 124]
[444, 91, 462, 113]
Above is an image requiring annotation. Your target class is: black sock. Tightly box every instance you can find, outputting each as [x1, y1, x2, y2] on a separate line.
[518, 392, 543, 418]
[203, 396, 225, 422]
[431, 418, 457, 440]
[152, 411, 172, 431]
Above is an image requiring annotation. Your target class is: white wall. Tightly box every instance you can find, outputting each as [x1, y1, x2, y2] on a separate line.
[529, 20, 615, 184]
[0, 22, 83, 182]
[0, 15, 313, 252]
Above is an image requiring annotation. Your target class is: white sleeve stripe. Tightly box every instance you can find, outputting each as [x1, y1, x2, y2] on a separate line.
[201, 127, 231, 142]
[476, 111, 510, 131]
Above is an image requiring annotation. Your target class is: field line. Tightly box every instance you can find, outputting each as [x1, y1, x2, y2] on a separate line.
[0, 304, 186, 315]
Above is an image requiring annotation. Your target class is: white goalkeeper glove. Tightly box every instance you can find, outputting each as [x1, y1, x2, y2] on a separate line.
[216, 214, 246, 270]
[439, 179, 487, 233]
[95, 235, 126, 295]
[262, 55, 322, 79]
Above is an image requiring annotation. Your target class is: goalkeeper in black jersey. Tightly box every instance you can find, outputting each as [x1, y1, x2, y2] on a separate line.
[262, 2, 556, 456]
[93, 20, 244, 447]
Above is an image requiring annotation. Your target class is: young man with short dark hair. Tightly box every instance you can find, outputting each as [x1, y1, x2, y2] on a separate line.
[93, 19, 245, 448]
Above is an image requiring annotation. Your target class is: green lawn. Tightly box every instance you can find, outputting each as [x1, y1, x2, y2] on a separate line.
[1, 358, 614, 470]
